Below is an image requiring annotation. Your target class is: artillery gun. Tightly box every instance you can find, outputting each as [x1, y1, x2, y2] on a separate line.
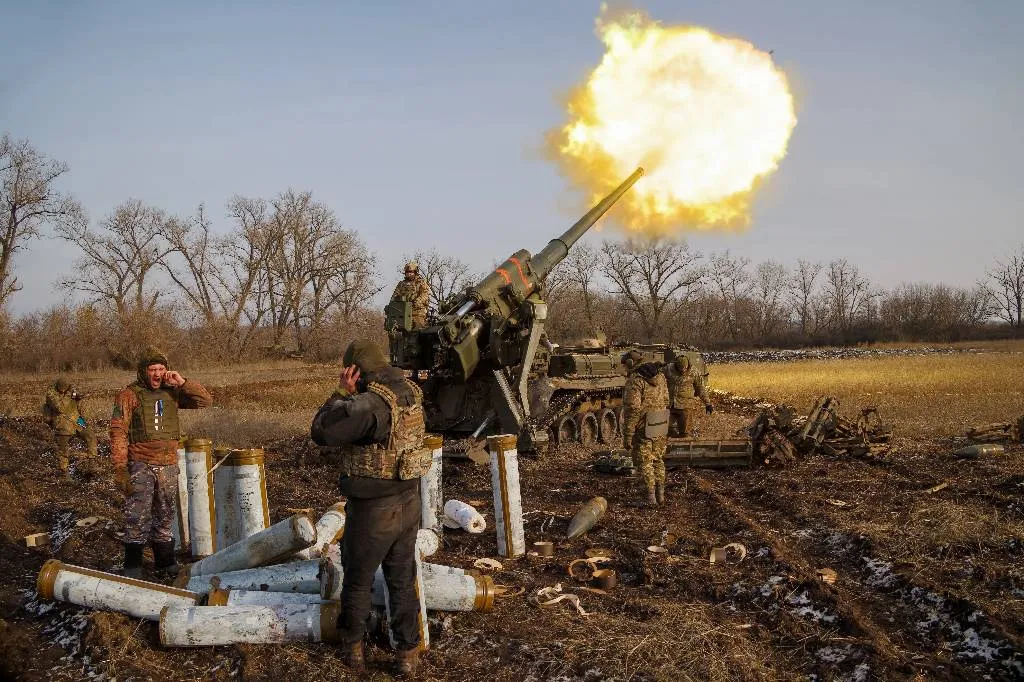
[386, 167, 705, 453]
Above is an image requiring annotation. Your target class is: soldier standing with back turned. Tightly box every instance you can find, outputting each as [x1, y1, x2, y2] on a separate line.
[390, 261, 431, 329]
[620, 350, 670, 507]
[310, 339, 431, 677]
[43, 377, 98, 478]
[109, 347, 212, 579]
[664, 354, 713, 438]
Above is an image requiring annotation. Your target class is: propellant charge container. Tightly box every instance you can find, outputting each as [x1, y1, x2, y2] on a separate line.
[567, 496, 608, 540]
[416, 528, 440, 559]
[213, 447, 270, 549]
[420, 434, 444, 534]
[183, 557, 326, 597]
[184, 438, 216, 557]
[37, 560, 200, 621]
[295, 501, 347, 560]
[159, 601, 341, 646]
[443, 499, 486, 533]
[207, 588, 331, 607]
[172, 439, 190, 551]
[488, 434, 525, 558]
[184, 514, 316, 579]
[372, 564, 494, 613]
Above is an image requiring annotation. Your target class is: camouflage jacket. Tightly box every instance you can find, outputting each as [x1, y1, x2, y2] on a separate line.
[109, 378, 213, 467]
[390, 276, 430, 319]
[664, 363, 710, 408]
[43, 388, 82, 436]
[621, 363, 669, 445]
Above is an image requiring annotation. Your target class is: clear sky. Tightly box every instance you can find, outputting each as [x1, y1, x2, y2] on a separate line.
[2, 1, 1022, 315]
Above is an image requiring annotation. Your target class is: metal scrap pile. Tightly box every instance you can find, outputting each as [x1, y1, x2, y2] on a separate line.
[747, 396, 893, 465]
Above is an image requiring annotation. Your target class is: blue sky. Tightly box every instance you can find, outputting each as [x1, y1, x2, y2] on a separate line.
[2, 1, 1021, 314]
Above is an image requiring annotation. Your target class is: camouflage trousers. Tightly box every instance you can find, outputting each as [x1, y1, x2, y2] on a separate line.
[54, 426, 98, 473]
[124, 461, 178, 545]
[669, 405, 700, 438]
[630, 436, 667, 489]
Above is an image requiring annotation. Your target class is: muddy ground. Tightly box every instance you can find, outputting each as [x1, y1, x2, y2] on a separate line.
[1, 403, 1022, 681]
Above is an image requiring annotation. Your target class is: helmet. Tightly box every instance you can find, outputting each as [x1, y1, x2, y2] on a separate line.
[54, 377, 71, 393]
[620, 350, 643, 369]
[674, 354, 691, 372]
[404, 261, 418, 273]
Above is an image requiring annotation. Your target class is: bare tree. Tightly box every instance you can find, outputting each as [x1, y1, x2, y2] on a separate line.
[750, 260, 789, 341]
[986, 244, 1024, 329]
[0, 134, 81, 308]
[404, 249, 475, 314]
[787, 259, 823, 337]
[599, 237, 703, 342]
[822, 259, 873, 334]
[544, 243, 602, 336]
[707, 251, 751, 343]
[56, 199, 173, 319]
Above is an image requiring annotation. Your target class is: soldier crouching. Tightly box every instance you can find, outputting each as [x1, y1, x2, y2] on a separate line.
[109, 347, 212, 579]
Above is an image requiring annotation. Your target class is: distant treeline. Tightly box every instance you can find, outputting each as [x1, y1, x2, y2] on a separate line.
[1, 133, 1022, 371]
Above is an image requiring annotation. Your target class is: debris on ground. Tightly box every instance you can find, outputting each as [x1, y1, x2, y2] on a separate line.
[966, 416, 1024, 443]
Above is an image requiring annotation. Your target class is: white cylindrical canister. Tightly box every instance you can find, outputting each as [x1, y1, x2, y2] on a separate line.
[186, 514, 316, 578]
[172, 440, 190, 551]
[421, 562, 477, 579]
[37, 560, 200, 621]
[295, 502, 347, 560]
[442, 500, 486, 533]
[183, 558, 326, 596]
[207, 588, 330, 607]
[159, 602, 341, 646]
[379, 553, 429, 650]
[416, 528, 440, 559]
[213, 448, 271, 550]
[420, 434, 444, 533]
[184, 438, 216, 557]
[488, 434, 526, 558]
[372, 564, 494, 613]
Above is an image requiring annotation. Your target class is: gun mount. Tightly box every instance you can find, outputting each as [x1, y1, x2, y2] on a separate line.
[386, 168, 645, 453]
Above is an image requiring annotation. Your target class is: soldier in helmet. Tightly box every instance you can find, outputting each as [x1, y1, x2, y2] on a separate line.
[389, 261, 431, 329]
[664, 354, 713, 438]
[43, 377, 98, 477]
[109, 347, 212, 579]
[620, 350, 670, 507]
[310, 339, 431, 676]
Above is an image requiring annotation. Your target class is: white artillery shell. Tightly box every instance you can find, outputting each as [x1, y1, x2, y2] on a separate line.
[183, 558, 326, 597]
[159, 602, 341, 646]
[488, 434, 526, 558]
[186, 514, 316, 578]
[184, 439, 216, 557]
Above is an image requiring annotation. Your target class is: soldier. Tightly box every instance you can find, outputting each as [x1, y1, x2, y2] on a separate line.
[620, 350, 670, 507]
[110, 347, 212, 579]
[390, 261, 431, 329]
[664, 354, 713, 438]
[42, 377, 98, 477]
[310, 339, 431, 677]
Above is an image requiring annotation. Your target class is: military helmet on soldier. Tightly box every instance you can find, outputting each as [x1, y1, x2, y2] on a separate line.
[674, 354, 691, 372]
[54, 377, 71, 393]
[621, 349, 644, 370]
[404, 261, 418, 274]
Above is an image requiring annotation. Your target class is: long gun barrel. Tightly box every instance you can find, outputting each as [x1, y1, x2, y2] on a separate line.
[530, 166, 644, 280]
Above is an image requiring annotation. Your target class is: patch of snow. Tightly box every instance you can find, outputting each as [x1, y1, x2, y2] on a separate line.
[815, 644, 852, 664]
[861, 557, 897, 589]
[786, 589, 837, 624]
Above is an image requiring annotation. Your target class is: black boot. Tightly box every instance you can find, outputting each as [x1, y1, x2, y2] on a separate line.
[122, 542, 145, 579]
[151, 540, 178, 578]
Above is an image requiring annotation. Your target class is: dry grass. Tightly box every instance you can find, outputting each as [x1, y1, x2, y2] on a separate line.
[711, 351, 1024, 437]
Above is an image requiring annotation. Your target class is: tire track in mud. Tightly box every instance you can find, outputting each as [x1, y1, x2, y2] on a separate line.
[690, 467, 1024, 680]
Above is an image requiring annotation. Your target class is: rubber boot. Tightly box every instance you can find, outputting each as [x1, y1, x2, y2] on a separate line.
[151, 540, 178, 578]
[396, 647, 421, 678]
[122, 542, 145, 579]
[655, 484, 665, 506]
[342, 641, 366, 673]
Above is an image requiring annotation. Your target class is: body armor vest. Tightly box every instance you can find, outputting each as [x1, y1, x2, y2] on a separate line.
[338, 380, 433, 480]
[128, 385, 180, 443]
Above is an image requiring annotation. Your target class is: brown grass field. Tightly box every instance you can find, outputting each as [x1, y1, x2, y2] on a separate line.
[0, 345, 1022, 680]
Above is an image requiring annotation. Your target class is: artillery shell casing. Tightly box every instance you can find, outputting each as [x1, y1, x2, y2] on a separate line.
[186, 513, 316, 578]
[416, 528, 440, 559]
[184, 558, 326, 596]
[373, 565, 495, 613]
[159, 601, 341, 646]
[213, 448, 270, 550]
[295, 502, 347, 560]
[211, 589, 331, 607]
[420, 435, 444, 534]
[37, 559, 200, 621]
[488, 434, 526, 558]
[442, 499, 486, 533]
[381, 552, 429, 650]
[184, 439, 216, 557]
[172, 442, 190, 551]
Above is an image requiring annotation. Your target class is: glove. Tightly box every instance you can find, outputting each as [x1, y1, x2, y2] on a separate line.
[705, 403, 714, 415]
[114, 466, 132, 495]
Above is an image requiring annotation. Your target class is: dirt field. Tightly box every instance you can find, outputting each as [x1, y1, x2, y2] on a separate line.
[1, 348, 1022, 681]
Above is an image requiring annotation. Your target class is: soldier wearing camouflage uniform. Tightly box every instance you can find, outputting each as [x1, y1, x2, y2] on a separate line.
[664, 355, 713, 438]
[110, 347, 212, 579]
[390, 261, 431, 329]
[310, 339, 431, 677]
[43, 378, 98, 477]
[621, 350, 670, 507]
